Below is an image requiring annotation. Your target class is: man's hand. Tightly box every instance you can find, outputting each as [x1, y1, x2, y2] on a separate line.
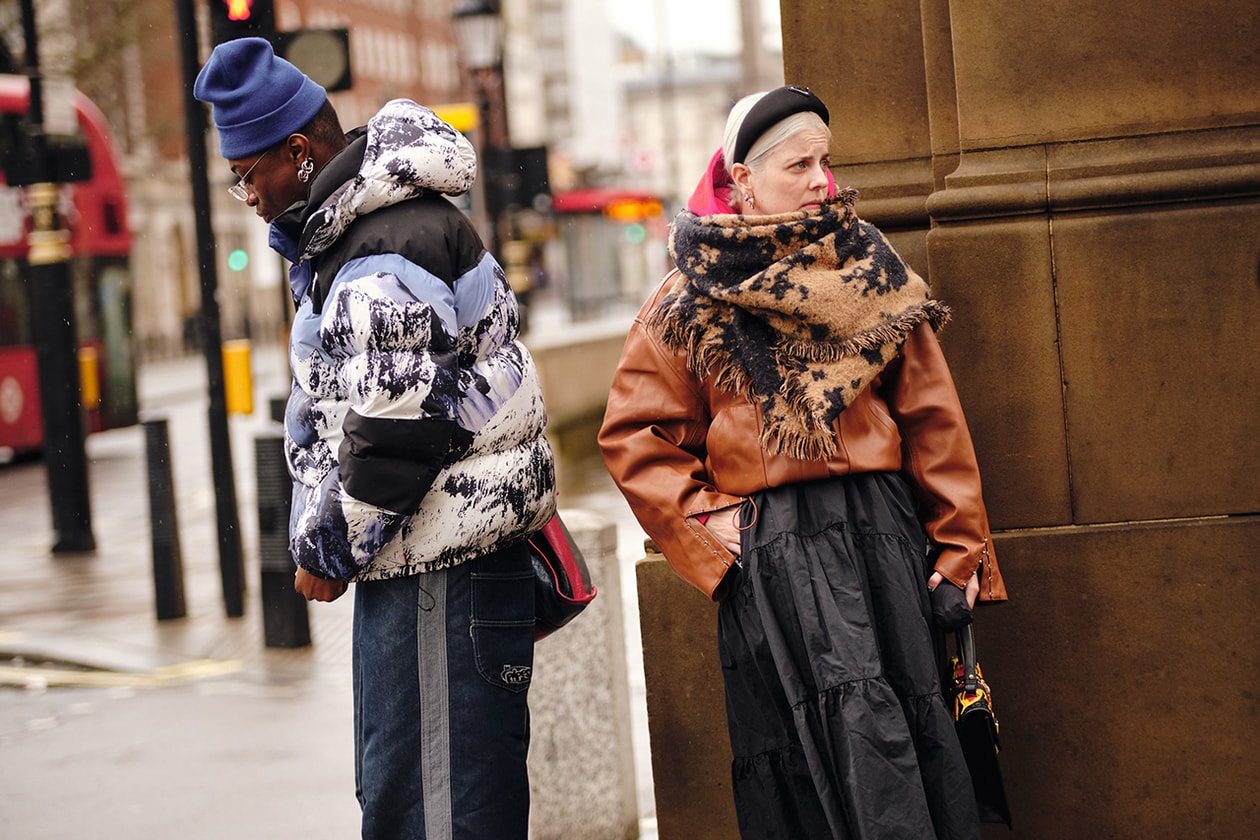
[295, 567, 348, 602]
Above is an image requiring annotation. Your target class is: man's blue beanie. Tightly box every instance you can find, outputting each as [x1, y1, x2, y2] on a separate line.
[193, 37, 327, 159]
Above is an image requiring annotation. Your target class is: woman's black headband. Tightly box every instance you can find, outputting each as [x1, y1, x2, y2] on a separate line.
[731, 85, 830, 166]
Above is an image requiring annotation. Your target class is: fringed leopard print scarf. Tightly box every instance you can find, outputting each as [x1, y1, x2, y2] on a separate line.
[649, 190, 950, 461]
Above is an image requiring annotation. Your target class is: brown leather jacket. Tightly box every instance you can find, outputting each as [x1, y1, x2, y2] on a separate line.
[599, 272, 1007, 603]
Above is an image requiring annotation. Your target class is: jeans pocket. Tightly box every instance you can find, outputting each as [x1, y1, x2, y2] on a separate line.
[470, 570, 535, 693]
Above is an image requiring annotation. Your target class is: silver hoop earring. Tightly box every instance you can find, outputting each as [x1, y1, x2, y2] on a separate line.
[297, 159, 314, 183]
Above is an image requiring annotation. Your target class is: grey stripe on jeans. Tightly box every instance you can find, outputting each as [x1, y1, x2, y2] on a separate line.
[417, 570, 453, 840]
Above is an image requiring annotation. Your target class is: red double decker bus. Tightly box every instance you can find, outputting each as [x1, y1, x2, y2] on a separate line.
[0, 74, 136, 461]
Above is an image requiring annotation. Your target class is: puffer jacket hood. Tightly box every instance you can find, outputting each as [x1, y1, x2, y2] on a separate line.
[301, 99, 478, 262]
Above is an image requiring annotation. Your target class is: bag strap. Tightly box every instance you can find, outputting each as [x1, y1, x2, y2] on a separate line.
[956, 623, 980, 694]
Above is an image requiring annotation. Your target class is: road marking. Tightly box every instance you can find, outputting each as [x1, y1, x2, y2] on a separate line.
[0, 658, 243, 689]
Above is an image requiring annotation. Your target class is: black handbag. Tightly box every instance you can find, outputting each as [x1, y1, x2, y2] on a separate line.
[527, 513, 597, 640]
[950, 623, 1013, 827]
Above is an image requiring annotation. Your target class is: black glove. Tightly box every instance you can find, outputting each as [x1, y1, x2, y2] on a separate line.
[713, 560, 743, 602]
[930, 581, 973, 631]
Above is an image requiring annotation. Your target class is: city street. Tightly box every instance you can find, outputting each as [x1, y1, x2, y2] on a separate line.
[0, 345, 656, 839]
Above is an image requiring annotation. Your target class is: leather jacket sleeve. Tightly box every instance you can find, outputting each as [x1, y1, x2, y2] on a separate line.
[599, 298, 745, 600]
[881, 324, 1006, 601]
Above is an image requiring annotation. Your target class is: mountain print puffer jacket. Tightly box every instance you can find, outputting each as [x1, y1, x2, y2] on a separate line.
[268, 99, 556, 582]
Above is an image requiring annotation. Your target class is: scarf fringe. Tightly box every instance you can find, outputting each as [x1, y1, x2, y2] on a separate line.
[776, 301, 951, 363]
[766, 428, 837, 462]
[761, 403, 840, 460]
[653, 316, 757, 401]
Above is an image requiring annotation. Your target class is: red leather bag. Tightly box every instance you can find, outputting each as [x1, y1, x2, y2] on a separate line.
[528, 514, 597, 640]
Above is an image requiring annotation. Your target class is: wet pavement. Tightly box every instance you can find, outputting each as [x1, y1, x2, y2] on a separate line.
[0, 344, 657, 839]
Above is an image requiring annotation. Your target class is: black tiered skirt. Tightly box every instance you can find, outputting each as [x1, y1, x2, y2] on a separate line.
[717, 472, 980, 840]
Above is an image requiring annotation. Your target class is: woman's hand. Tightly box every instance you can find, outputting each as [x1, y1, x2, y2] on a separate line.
[295, 567, 348, 602]
[700, 506, 743, 555]
[927, 569, 981, 609]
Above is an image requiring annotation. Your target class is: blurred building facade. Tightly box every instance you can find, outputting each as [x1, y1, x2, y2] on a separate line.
[500, 0, 783, 320]
[3, 0, 786, 355]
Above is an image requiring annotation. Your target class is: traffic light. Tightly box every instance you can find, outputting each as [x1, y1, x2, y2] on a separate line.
[273, 29, 353, 93]
[210, 0, 276, 46]
[207, 3, 352, 93]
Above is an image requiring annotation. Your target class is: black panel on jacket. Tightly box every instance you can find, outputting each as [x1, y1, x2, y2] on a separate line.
[339, 411, 457, 514]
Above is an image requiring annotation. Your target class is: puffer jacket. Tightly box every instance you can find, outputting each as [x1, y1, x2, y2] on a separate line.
[270, 99, 555, 582]
[599, 271, 1007, 603]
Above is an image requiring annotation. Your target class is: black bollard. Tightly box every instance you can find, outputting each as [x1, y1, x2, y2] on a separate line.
[144, 417, 186, 620]
[254, 433, 310, 648]
[269, 396, 286, 425]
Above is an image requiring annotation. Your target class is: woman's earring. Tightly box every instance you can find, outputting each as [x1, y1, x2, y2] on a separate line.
[743, 193, 755, 208]
[297, 159, 314, 183]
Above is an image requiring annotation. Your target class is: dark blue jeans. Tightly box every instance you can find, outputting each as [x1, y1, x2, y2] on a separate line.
[353, 542, 534, 839]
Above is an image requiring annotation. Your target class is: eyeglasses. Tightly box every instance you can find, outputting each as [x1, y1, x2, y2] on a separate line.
[228, 148, 273, 201]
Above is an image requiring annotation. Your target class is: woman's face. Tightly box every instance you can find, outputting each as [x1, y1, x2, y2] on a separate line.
[738, 127, 831, 215]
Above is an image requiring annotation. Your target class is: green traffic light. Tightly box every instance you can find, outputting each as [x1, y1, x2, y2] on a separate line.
[227, 248, 249, 271]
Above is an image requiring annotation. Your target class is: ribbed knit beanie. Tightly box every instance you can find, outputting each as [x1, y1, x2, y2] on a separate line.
[193, 37, 327, 159]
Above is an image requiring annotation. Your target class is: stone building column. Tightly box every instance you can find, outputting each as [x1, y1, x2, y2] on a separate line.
[787, 0, 1260, 835]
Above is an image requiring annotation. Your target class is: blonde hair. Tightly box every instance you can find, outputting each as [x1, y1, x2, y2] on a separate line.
[721, 92, 832, 175]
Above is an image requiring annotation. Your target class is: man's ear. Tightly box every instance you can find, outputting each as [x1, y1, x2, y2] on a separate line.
[284, 133, 312, 167]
